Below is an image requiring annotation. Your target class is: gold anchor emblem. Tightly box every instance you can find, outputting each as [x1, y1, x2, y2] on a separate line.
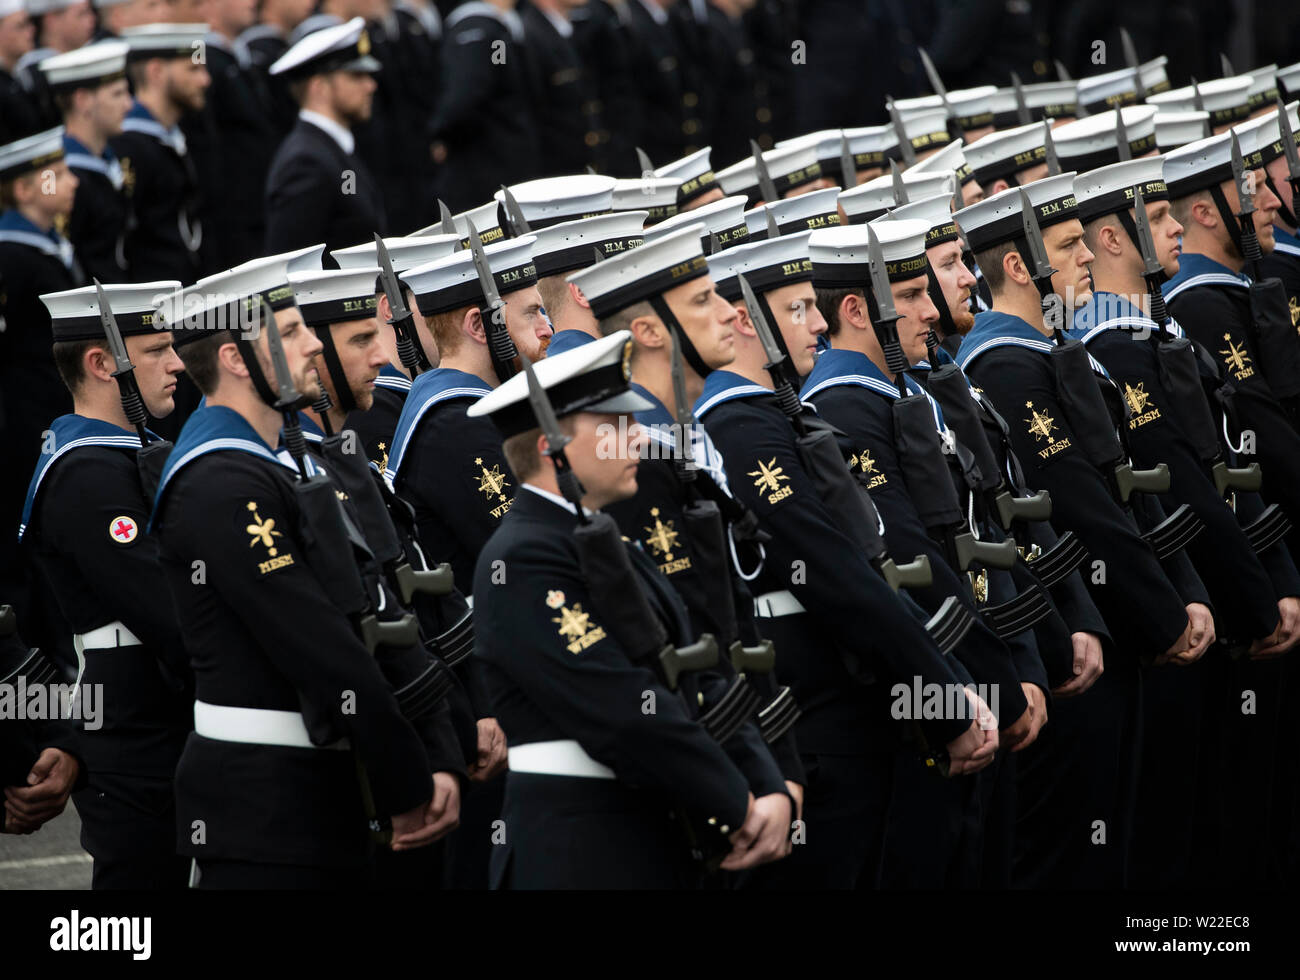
[1024, 401, 1057, 443]
[475, 456, 510, 502]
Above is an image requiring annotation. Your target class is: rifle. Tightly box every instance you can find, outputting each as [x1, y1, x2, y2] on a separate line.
[375, 234, 432, 377]
[919, 46, 966, 143]
[465, 219, 519, 384]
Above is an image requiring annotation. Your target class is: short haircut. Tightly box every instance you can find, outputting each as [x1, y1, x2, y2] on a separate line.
[51, 339, 101, 394]
[1080, 214, 1114, 254]
[974, 241, 1017, 294]
[596, 299, 655, 338]
[813, 286, 864, 337]
[536, 274, 571, 324]
[0, 178, 17, 210]
[1169, 188, 1211, 230]
[126, 60, 152, 91]
[502, 416, 575, 481]
[177, 330, 237, 395]
[428, 305, 470, 360]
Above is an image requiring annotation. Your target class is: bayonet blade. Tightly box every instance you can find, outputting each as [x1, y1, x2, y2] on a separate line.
[1276, 96, 1300, 182]
[465, 219, 507, 311]
[1190, 77, 1205, 113]
[668, 330, 697, 472]
[918, 46, 948, 100]
[438, 199, 456, 236]
[1132, 183, 1164, 278]
[764, 207, 780, 241]
[522, 352, 570, 457]
[1229, 130, 1256, 216]
[1054, 59, 1072, 82]
[1115, 107, 1132, 161]
[1119, 26, 1140, 72]
[865, 224, 899, 324]
[500, 185, 532, 236]
[839, 132, 856, 187]
[889, 159, 909, 205]
[374, 234, 412, 323]
[93, 278, 133, 377]
[635, 146, 655, 177]
[1018, 188, 1056, 282]
[750, 139, 778, 203]
[1220, 52, 1235, 77]
[1043, 121, 1062, 175]
[738, 273, 785, 368]
[261, 295, 301, 409]
[886, 97, 917, 166]
[1011, 71, 1031, 126]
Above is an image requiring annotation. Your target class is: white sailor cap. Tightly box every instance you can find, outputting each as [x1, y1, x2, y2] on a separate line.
[1162, 131, 1247, 199]
[744, 186, 842, 239]
[39, 40, 128, 91]
[1076, 66, 1141, 115]
[530, 210, 647, 278]
[1280, 61, 1300, 101]
[270, 16, 379, 79]
[954, 172, 1079, 253]
[899, 86, 1000, 133]
[645, 195, 748, 251]
[652, 147, 720, 207]
[893, 105, 951, 156]
[26, 0, 81, 14]
[776, 129, 852, 182]
[964, 121, 1050, 187]
[120, 23, 209, 61]
[41, 280, 180, 341]
[716, 141, 824, 205]
[808, 219, 932, 291]
[567, 224, 708, 319]
[1051, 106, 1158, 172]
[1141, 56, 1172, 95]
[402, 235, 537, 317]
[988, 79, 1079, 130]
[288, 13, 342, 47]
[1154, 111, 1211, 152]
[878, 193, 961, 248]
[286, 266, 381, 328]
[495, 175, 616, 230]
[162, 253, 303, 347]
[706, 231, 814, 302]
[91, 0, 136, 9]
[841, 123, 902, 170]
[467, 330, 648, 438]
[910, 138, 977, 188]
[609, 176, 680, 225]
[1072, 156, 1168, 222]
[0, 126, 63, 182]
[331, 234, 461, 273]
[840, 168, 957, 225]
[412, 199, 507, 245]
[1231, 101, 1300, 167]
[1147, 77, 1254, 128]
[0, 0, 23, 15]
[1243, 65, 1280, 110]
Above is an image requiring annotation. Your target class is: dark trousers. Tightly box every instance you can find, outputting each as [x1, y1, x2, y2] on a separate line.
[1013, 652, 1142, 888]
[878, 746, 986, 888]
[440, 772, 505, 890]
[73, 773, 188, 890]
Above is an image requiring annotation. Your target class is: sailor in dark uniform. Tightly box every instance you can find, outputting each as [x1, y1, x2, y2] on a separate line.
[330, 231, 459, 470]
[41, 40, 132, 284]
[238, 0, 312, 131]
[386, 233, 551, 888]
[24, 281, 191, 888]
[569, 0, 636, 174]
[0, 127, 82, 628]
[112, 23, 210, 284]
[264, 16, 386, 258]
[799, 219, 1046, 886]
[187, 4, 278, 268]
[623, 0, 696, 169]
[519, 0, 601, 177]
[1249, 102, 1300, 346]
[92, 0, 174, 39]
[954, 174, 1205, 887]
[428, 1, 539, 212]
[0, 0, 42, 144]
[383, 0, 443, 229]
[688, 221, 1000, 889]
[469, 330, 792, 888]
[151, 257, 453, 889]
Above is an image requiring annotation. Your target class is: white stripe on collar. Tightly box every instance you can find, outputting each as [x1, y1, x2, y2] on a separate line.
[1273, 240, 1300, 257]
[695, 383, 771, 418]
[1165, 272, 1249, 300]
[121, 115, 187, 154]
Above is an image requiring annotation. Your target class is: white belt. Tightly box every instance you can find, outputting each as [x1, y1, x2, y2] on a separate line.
[73, 620, 143, 652]
[193, 700, 350, 751]
[753, 590, 806, 618]
[508, 739, 615, 780]
[71, 620, 144, 693]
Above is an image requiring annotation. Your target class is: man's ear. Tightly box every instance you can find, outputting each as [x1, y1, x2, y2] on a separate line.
[989, 178, 1011, 196]
[217, 340, 247, 378]
[569, 281, 590, 310]
[464, 306, 486, 344]
[628, 312, 666, 348]
[1193, 195, 1219, 230]
[732, 302, 755, 335]
[840, 292, 868, 331]
[83, 344, 115, 384]
[376, 293, 391, 321]
[1099, 222, 1124, 258]
[1004, 248, 1031, 287]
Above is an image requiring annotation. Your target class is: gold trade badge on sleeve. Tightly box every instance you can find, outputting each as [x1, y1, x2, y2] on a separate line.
[644, 507, 690, 575]
[1024, 402, 1071, 460]
[474, 456, 513, 518]
[552, 602, 606, 654]
[246, 501, 294, 574]
[1219, 334, 1254, 381]
[1122, 382, 1161, 430]
[749, 457, 793, 504]
[850, 448, 887, 488]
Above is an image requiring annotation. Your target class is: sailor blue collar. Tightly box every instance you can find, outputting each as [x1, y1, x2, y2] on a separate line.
[1163, 251, 1250, 301]
[386, 367, 494, 479]
[546, 329, 597, 358]
[62, 133, 119, 170]
[955, 311, 1058, 369]
[152, 405, 303, 524]
[374, 363, 413, 393]
[0, 208, 68, 252]
[1069, 290, 1185, 343]
[122, 101, 187, 155]
[20, 415, 142, 540]
[800, 347, 946, 431]
[694, 370, 774, 419]
[1273, 224, 1300, 259]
